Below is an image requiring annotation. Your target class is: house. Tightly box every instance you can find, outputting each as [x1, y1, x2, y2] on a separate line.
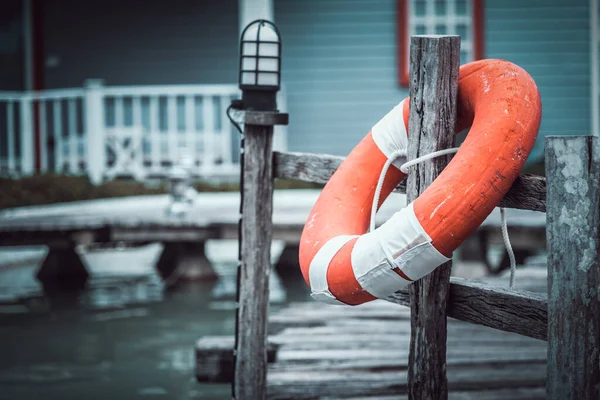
[0, 0, 596, 180]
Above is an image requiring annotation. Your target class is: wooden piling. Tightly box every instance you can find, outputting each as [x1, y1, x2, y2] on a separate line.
[234, 110, 288, 400]
[155, 242, 217, 282]
[36, 244, 89, 293]
[405, 35, 460, 400]
[545, 136, 600, 399]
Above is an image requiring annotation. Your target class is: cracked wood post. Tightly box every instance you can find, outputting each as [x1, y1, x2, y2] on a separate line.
[545, 136, 600, 399]
[234, 111, 288, 400]
[406, 35, 460, 400]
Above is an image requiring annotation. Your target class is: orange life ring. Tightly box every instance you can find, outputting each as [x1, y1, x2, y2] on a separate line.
[299, 59, 542, 306]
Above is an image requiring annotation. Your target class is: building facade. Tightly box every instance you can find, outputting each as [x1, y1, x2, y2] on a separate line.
[0, 0, 596, 170]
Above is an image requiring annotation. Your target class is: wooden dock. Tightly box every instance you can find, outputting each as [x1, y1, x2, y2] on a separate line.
[196, 270, 548, 399]
[0, 191, 326, 246]
[0, 190, 544, 246]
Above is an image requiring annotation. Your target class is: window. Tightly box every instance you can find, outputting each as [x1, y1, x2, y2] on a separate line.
[397, 0, 485, 87]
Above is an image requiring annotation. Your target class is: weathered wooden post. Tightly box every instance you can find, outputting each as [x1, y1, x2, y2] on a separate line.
[405, 35, 460, 399]
[233, 19, 288, 399]
[545, 136, 600, 399]
[234, 110, 287, 400]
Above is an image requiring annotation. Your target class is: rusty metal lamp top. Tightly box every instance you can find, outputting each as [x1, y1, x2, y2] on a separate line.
[239, 19, 282, 111]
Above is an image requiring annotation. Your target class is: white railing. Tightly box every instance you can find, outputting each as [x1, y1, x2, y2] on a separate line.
[0, 81, 287, 183]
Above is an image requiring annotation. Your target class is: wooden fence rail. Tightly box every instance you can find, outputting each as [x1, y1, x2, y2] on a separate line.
[387, 278, 547, 341]
[273, 151, 547, 213]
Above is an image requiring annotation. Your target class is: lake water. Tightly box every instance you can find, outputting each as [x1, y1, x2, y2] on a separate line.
[0, 241, 311, 400]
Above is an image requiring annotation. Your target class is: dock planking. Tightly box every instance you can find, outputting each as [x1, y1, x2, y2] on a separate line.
[0, 190, 352, 246]
[317, 388, 548, 400]
[196, 273, 548, 399]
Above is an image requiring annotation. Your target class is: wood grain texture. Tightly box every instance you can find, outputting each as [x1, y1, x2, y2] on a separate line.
[267, 364, 546, 399]
[273, 151, 344, 186]
[545, 136, 600, 399]
[245, 111, 289, 126]
[196, 293, 548, 394]
[273, 151, 545, 211]
[498, 173, 546, 212]
[234, 123, 274, 400]
[405, 35, 460, 400]
[387, 277, 548, 341]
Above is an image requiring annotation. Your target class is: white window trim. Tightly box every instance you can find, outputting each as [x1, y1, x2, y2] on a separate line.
[398, 0, 484, 87]
[408, 0, 476, 63]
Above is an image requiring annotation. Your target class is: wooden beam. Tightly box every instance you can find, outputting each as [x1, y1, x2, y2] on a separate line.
[111, 227, 214, 242]
[545, 136, 600, 399]
[212, 221, 303, 243]
[274, 151, 345, 186]
[386, 277, 548, 341]
[245, 111, 289, 126]
[234, 115, 277, 399]
[266, 365, 546, 400]
[273, 151, 546, 212]
[0, 228, 110, 247]
[405, 34, 460, 400]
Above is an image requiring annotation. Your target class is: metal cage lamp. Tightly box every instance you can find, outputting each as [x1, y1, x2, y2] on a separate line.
[239, 19, 282, 111]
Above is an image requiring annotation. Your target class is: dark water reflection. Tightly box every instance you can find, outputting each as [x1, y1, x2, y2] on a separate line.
[0, 250, 309, 400]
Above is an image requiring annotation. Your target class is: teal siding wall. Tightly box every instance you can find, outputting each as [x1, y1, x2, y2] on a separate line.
[276, 0, 591, 163]
[43, 0, 239, 88]
[0, 0, 24, 90]
[485, 0, 591, 161]
[275, 0, 409, 155]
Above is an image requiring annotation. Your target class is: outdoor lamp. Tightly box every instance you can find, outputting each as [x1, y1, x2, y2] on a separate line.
[239, 19, 282, 111]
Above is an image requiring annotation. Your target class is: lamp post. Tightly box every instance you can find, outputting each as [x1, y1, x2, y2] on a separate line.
[239, 19, 282, 111]
[233, 19, 288, 400]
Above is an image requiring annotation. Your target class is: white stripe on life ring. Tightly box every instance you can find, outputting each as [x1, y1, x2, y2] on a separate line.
[372, 99, 408, 170]
[308, 234, 358, 305]
[351, 203, 450, 299]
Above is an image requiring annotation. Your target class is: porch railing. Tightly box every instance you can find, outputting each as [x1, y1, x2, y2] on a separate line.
[0, 81, 287, 183]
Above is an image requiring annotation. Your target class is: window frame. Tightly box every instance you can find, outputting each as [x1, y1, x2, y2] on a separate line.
[397, 0, 485, 87]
